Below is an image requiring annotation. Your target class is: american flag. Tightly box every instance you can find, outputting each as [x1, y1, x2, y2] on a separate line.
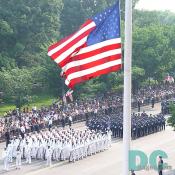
[48, 1, 122, 88]
[65, 89, 74, 102]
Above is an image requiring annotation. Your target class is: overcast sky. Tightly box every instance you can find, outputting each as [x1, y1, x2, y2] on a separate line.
[136, 0, 175, 12]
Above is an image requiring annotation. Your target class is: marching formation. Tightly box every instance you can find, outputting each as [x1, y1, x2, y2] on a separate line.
[88, 112, 166, 139]
[2, 127, 111, 171]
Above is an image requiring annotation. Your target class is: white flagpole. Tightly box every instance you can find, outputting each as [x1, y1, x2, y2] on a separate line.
[123, 0, 132, 174]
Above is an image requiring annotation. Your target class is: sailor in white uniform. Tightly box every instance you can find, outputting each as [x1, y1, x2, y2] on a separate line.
[25, 141, 31, 164]
[2, 148, 9, 171]
[46, 146, 53, 166]
[16, 146, 22, 169]
[7, 140, 13, 163]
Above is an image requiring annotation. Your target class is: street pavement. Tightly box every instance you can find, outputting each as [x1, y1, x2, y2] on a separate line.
[0, 103, 175, 175]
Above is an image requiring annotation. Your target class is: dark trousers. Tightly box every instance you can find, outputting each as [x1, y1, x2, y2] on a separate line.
[48, 124, 52, 131]
[159, 170, 162, 175]
[138, 106, 140, 112]
[6, 139, 10, 148]
[68, 121, 72, 128]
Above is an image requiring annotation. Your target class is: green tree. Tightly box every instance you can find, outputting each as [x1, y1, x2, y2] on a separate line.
[168, 104, 175, 130]
[60, 0, 140, 37]
[133, 10, 175, 27]
[133, 25, 174, 82]
[0, 0, 63, 67]
[0, 68, 33, 109]
[0, 0, 64, 101]
[132, 66, 145, 93]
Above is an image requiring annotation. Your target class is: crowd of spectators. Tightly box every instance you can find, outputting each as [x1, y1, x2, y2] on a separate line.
[0, 83, 175, 142]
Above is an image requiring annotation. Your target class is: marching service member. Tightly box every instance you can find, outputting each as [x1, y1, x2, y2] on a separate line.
[25, 141, 31, 164]
[2, 147, 9, 171]
[46, 145, 53, 166]
[16, 146, 22, 169]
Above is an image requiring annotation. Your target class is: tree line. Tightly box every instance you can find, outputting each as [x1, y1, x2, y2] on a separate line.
[0, 0, 175, 108]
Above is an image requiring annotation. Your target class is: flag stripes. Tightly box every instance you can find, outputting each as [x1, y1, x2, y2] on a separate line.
[75, 38, 121, 56]
[65, 59, 121, 86]
[48, 2, 122, 88]
[63, 38, 122, 87]
[48, 20, 96, 67]
[65, 63, 121, 87]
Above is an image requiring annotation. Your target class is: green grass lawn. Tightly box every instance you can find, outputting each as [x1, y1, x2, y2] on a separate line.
[0, 104, 16, 117]
[0, 95, 58, 117]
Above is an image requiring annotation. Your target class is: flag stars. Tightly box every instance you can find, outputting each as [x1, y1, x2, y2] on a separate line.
[87, 3, 120, 45]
